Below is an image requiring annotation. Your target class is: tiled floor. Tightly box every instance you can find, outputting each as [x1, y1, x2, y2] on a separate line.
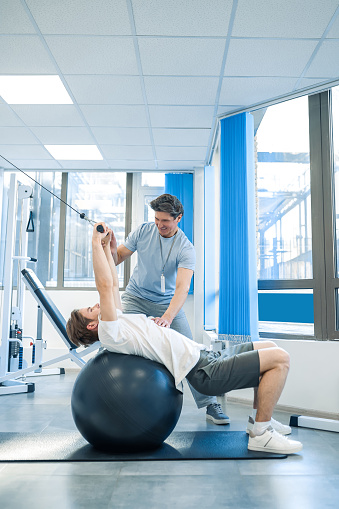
[0, 370, 339, 509]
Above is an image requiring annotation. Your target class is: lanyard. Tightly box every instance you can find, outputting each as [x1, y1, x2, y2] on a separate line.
[159, 233, 177, 275]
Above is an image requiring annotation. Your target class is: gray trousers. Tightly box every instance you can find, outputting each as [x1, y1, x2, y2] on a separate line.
[121, 292, 217, 409]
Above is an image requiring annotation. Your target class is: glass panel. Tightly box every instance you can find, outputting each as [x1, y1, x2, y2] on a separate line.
[142, 172, 165, 187]
[332, 85, 339, 276]
[258, 289, 314, 337]
[0, 171, 61, 287]
[256, 96, 312, 279]
[64, 172, 126, 287]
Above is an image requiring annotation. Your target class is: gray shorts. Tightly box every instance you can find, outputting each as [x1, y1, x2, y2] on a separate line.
[186, 342, 260, 396]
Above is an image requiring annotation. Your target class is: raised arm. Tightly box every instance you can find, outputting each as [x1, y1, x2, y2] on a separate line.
[92, 223, 117, 322]
[110, 232, 134, 266]
[100, 227, 122, 311]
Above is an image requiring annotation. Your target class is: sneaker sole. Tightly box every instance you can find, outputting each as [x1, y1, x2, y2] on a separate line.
[206, 415, 230, 425]
[248, 443, 303, 454]
[246, 428, 291, 436]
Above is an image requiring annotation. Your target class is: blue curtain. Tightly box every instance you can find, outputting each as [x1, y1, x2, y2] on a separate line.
[204, 165, 216, 330]
[165, 173, 194, 294]
[218, 113, 258, 342]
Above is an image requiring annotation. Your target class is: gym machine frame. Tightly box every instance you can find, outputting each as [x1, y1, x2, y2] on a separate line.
[0, 174, 99, 396]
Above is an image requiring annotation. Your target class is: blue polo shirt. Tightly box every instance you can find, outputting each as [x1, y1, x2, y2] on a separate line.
[123, 222, 195, 304]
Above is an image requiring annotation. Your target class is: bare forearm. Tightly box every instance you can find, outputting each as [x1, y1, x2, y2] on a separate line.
[163, 288, 189, 322]
[92, 240, 113, 290]
[104, 246, 119, 286]
[104, 245, 122, 310]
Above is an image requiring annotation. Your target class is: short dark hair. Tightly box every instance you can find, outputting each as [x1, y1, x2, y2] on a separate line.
[149, 194, 184, 218]
[66, 309, 98, 347]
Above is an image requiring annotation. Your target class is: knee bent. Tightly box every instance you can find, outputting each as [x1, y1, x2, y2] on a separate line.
[276, 347, 290, 370]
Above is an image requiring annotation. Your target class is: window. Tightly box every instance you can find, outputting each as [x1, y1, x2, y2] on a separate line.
[141, 172, 165, 222]
[332, 85, 339, 277]
[64, 172, 126, 288]
[256, 96, 312, 280]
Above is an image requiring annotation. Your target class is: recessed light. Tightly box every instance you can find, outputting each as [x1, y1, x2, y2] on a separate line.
[0, 76, 73, 104]
[44, 145, 103, 160]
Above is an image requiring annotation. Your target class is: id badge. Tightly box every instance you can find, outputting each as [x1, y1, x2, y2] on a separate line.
[161, 274, 165, 293]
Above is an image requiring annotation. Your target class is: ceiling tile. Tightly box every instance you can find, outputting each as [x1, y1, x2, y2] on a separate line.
[80, 105, 148, 127]
[225, 39, 318, 77]
[233, 0, 339, 38]
[139, 37, 225, 76]
[144, 77, 219, 105]
[326, 13, 339, 38]
[0, 145, 52, 159]
[8, 160, 62, 170]
[296, 78, 333, 90]
[219, 77, 298, 107]
[305, 40, 339, 78]
[31, 126, 95, 144]
[65, 75, 144, 104]
[152, 128, 210, 146]
[45, 36, 138, 75]
[0, 36, 56, 74]
[0, 127, 38, 144]
[132, 0, 232, 36]
[60, 160, 110, 170]
[100, 145, 154, 159]
[149, 105, 215, 128]
[107, 160, 156, 170]
[11, 105, 85, 127]
[26, 0, 132, 35]
[157, 160, 203, 170]
[0, 104, 25, 126]
[1, 0, 35, 34]
[217, 105, 244, 116]
[92, 127, 151, 145]
[156, 146, 206, 160]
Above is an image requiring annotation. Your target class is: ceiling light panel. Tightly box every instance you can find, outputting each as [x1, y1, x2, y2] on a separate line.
[0, 76, 73, 104]
[44, 145, 103, 160]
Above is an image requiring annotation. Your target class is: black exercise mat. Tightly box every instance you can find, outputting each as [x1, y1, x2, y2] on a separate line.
[0, 431, 286, 461]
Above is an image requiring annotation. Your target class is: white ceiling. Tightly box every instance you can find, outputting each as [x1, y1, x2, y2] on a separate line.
[1, 0, 339, 172]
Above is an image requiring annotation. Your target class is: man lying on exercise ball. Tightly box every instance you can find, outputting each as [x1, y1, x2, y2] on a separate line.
[66, 223, 303, 455]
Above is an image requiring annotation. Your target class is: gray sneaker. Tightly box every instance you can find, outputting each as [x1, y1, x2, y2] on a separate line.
[206, 403, 230, 424]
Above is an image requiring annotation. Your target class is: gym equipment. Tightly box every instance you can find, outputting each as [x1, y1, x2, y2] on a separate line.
[290, 415, 339, 433]
[0, 265, 100, 395]
[0, 174, 100, 396]
[0, 431, 287, 461]
[71, 350, 183, 452]
[0, 173, 36, 395]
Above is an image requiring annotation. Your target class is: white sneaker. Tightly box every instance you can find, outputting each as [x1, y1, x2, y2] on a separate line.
[248, 426, 303, 455]
[246, 416, 291, 435]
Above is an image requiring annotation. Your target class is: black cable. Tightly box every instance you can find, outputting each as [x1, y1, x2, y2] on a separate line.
[0, 154, 104, 233]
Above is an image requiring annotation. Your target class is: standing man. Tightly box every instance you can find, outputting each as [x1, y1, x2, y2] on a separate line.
[110, 193, 229, 424]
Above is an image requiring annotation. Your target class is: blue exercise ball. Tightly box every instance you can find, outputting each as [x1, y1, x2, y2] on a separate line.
[71, 350, 183, 452]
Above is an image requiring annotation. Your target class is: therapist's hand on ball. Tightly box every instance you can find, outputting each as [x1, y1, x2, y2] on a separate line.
[152, 315, 172, 328]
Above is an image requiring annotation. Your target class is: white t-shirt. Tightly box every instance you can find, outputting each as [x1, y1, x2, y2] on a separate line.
[98, 310, 206, 391]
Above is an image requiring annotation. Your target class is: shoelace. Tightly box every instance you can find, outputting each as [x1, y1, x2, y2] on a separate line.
[210, 403, 224, 414]
[267, 427, 292, 443]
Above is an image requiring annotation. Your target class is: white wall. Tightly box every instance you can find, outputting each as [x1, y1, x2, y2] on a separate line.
[227, 338, 339, 417]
